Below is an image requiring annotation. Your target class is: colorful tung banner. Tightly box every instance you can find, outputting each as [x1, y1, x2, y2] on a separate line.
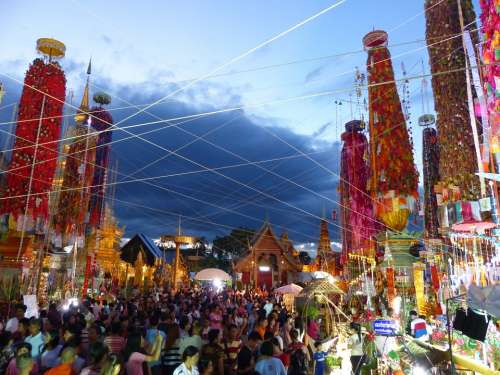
[413, 263, 426, 315]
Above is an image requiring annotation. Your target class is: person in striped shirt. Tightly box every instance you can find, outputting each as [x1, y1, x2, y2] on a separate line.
[224, 324, 242, 375]
[104, 322, 125, 355]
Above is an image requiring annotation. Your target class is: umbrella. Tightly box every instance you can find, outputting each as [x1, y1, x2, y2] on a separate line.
[274, 283, 303, 295]
[194, 268, 231, 281]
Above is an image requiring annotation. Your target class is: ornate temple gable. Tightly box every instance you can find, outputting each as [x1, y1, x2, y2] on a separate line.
[252, 223, 286, 255]
[234, 221, 302, 272]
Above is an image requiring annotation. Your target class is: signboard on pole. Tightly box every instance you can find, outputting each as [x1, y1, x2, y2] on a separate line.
[373, 319, 397, 336]
[23, 295, 39, 318]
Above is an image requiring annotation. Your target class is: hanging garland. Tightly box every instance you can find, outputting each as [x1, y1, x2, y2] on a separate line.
[88, 104, 112, 227]
[365, 33, 419, 200]
[422, 128, 440, 237]
[425, 0, 480, 200]
[1, 58, 66, 219]
[53, 125, 97, 235]
[480, 0, 500, 156]
[339, 120, 377, 264]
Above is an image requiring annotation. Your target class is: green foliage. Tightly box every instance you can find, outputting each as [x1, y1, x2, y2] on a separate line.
[304, 305, 320, 319]
[212, 227, 255, 258]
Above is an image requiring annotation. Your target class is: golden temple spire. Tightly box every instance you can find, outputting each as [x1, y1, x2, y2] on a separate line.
[317, 218, 332, 254]
[74, 59, 91, 123]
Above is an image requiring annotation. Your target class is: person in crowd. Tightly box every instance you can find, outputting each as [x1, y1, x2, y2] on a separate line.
[180, 320, 203, 355]
[146, 315, 166, 375]
[198, 358, 214, 375]
[288, 329, 309, 375]
[255, 340, 286, 375]
[81, 341, 109, 375]
[255, 317, 268, 340]
[201, 329, 224, 375]
[6, 343, 39, 375]
[179, 316, 192, 339]
[224, 324, 241, 375]
[123, 330, 163, 375]
[312, 341, 328, 375]
[6, 304, 27, 334]
[44, 347, 77, 375]
[41, 330, 63, 371]
[63, 336, 86, 373]
[173, 345, 200, 375]
[263, 300, 274, 318]
[100, 353, 121, 375]
[14, 353, 33, 375]
[348, 322, 365, 375]
[237, 331, 261, 375]
[267, 315, 279, 336]
[25, 318, 44, 360]
[271, 337, 289, 370]
[411, 314, 431, 341]
[103, 321, 125, 354]
[307, 318, 320, 341]
[209, 306, 223, 331]
[162, 323, 182, 375]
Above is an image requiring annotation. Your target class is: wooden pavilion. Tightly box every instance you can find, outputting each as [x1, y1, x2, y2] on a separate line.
[233, 221, 303, 290]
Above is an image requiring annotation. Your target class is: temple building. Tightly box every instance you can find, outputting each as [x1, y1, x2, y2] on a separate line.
[233, 221, 303, 290]
[314, 218, 339, 275]
[120, 233, 187, 289]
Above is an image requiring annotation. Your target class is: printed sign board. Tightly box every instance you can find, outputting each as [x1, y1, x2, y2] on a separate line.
[373, 319, 397, 336]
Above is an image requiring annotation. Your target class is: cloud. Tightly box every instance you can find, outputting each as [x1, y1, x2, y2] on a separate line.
[305, 64, 327, 83]
[101, 35, 112, 45]
[312, 121, 333, 138]
[0, 59, 343, 245]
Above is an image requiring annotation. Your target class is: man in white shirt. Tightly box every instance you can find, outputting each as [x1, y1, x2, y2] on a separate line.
[263, 300, 274, 318]
[6, 303, 27, 334]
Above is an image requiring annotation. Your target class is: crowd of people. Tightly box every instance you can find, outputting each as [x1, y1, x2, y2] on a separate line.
[0, 287, 334, 375]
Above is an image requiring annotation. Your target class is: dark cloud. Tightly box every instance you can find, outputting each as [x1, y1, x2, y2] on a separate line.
[0, 64, 343, 245]
[101, 35, 112, 45]
[305, 64, 327, 83]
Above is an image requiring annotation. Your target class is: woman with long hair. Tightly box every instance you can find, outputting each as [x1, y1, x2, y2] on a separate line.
[123, 330, 163, 375]
[162, 323, 181, 375]
[173, 346, 200, 375]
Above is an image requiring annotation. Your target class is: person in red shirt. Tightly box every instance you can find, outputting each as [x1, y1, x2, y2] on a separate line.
[224, 325, 241, 375]
[271, 338, 289, 370]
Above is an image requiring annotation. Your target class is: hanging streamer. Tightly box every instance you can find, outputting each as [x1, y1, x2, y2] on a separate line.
[413, 263, 426, 315]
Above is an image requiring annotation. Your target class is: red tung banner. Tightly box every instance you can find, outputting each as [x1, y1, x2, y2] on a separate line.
[386, 267, 395, 302]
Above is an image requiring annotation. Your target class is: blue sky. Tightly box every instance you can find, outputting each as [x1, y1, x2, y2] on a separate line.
[0, 0, 482, 243]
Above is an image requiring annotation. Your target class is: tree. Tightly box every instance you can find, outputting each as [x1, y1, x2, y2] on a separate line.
[212, 227, 255, 259]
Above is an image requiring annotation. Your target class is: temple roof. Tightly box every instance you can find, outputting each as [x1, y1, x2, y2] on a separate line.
[234, 221, 302, 271]
[120, 233, 162, 266]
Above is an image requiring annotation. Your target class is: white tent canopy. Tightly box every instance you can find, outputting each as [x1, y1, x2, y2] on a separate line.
[274, 283, 303, 296]
[194, 268, 231, 281]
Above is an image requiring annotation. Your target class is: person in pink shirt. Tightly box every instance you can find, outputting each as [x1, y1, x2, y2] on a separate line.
[209, 306, 222, 331]
[307, 319, 320, 341]
[124, 330, 163, 375]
